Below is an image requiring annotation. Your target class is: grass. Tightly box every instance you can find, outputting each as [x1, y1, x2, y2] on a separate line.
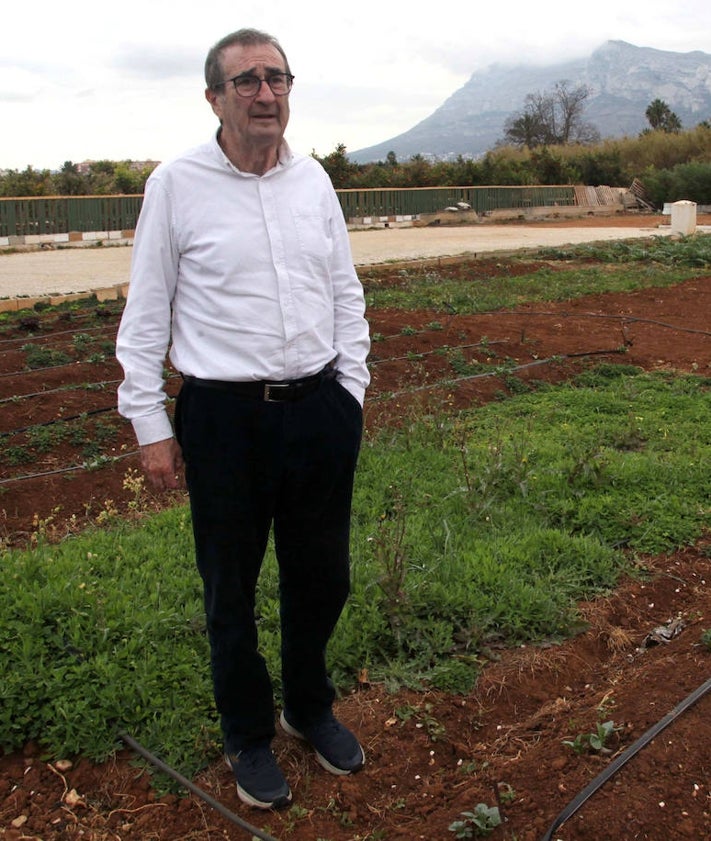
[1, 233, 710, 782]
[1, 368, 709, 780]
[363, 232, 711, 312]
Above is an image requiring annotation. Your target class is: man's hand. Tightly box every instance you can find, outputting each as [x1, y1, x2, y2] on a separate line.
[140, 438, 184, 491]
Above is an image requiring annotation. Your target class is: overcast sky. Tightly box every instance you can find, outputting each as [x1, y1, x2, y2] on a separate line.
[2, 0, 710, 171]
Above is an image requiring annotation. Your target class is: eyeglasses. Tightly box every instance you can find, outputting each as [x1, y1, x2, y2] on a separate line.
[214, 72, 294, 97]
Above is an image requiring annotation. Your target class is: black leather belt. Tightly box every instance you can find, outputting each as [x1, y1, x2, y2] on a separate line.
[181, 364, 336, 402]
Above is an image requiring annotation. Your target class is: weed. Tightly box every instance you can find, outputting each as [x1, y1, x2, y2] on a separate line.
[503, 373, 530, 394]
[21, 343, 71, 369]
[123, 469, 148, 511]
[26, 422, 69, 453]
[3, 446, 34, 466]
[700, 628, 711, 650]
[498, 782, 516, 803]
[372, 486, 409, 640]
[72, 332, 95, 354]
[448, 349, 493, 378]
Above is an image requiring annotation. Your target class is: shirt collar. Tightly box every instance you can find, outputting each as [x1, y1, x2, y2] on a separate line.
[211, 130, 294, 176]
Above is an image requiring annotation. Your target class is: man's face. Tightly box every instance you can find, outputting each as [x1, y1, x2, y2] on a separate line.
[206, 42, 290, 154]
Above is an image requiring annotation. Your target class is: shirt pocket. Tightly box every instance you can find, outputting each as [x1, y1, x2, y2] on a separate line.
[291, 209, 333, 265]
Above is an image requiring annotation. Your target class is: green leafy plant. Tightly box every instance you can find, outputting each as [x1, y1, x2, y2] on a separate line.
[564, 719, 621, 755]
[21, 343, 71, 369]
[394, 702, 446, 742]
[449, 803, 502, 837]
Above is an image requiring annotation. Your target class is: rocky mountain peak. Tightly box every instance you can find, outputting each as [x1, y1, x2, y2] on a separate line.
[350, 41, 711, 163]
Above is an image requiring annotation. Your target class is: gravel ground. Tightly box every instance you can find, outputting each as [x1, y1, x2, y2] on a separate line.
[0, 220, 688, 300]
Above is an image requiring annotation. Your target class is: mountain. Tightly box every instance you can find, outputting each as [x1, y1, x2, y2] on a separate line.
[349, 41, 711, 163]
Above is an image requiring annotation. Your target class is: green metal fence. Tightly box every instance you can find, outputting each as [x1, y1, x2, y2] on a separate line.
[337, 185, 577, 218]
[0, 195, 143, 238]
[1, 186, 578, 238]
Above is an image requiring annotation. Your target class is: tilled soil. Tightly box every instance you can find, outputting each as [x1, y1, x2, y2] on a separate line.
[1, 235, 710, 841]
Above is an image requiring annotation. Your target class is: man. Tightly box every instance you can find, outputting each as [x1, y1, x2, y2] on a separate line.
[116, 28, 370, 810]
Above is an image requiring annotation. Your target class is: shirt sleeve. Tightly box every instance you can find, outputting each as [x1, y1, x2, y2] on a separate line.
[116, 174, 180, 445]
[327, 184, 371, 405]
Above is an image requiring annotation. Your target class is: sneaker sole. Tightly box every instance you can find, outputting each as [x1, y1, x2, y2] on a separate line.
[279, 711, 365, 776]
[224, 755, 292, 810]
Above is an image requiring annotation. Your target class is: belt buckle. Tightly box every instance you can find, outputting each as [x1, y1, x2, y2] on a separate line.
[263, 382, 290, 402]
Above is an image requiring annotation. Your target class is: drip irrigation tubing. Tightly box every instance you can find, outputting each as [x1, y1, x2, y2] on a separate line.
[0, 359, 111, 380]
[0, 450, 137, 485]
[0, 322, 118, 347]
[540, 675, 711, 841]
[369, 348, 625, 400]
[118, 732, 279, 841]
[0, 347, 623, 483]
[469, 310, 711, 337]
[0, 379, 121, 403]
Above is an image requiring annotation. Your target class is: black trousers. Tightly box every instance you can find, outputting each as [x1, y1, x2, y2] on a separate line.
[175, 375, 363, 753]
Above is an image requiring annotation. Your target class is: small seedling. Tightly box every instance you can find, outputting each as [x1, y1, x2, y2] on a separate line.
[564, 719, 621, 755]
[449, 803, 502, 838]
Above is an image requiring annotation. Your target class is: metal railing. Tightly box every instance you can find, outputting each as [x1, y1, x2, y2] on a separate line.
[1, 186, 579, 238]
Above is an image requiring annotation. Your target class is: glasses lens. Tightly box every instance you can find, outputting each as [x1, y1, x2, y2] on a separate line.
[268, 74, 291, 94]
[234, 76, 260, 96]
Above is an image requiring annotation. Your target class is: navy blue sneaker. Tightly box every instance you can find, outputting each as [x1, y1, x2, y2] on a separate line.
[225, 744, 292, 810]
[280, 710, 365, 775]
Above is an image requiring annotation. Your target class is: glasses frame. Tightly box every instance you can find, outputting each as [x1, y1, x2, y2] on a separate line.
[214, 72, 295, 98]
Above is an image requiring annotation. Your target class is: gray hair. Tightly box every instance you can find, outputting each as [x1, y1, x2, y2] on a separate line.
[204, 28, 291, 90]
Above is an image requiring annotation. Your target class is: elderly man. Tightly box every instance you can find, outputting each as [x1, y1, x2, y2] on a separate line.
[116, 28, 370, 809]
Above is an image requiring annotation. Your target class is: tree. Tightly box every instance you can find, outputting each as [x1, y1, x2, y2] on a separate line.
[53, 161, 88, 195]
[314, 143, 359, 189]
[645, 99, 682, 133]
[503, 81, 599, 148]
[0, 166, 53, 197]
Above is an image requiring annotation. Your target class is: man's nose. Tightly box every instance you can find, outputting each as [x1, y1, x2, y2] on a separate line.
[254, 80, 277, 101]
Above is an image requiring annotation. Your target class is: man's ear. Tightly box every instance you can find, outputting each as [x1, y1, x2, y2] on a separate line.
[205, 87, 221, 117]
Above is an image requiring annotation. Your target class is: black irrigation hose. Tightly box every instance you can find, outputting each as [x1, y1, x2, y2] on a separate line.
[0, 405, 117, 438]
[540, 675, 711, 841]
[118, 732, 280, 841]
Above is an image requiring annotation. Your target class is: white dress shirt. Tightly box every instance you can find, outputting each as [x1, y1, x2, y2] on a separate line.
[116, 134, 371, 446]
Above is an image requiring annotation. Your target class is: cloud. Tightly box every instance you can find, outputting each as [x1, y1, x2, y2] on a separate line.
[110, 44, 204, 80]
